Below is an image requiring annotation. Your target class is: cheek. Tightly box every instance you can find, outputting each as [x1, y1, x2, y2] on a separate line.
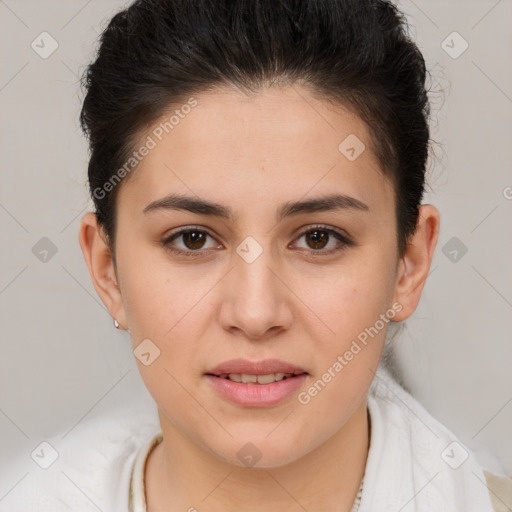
[121, 262, 208, 420]
[293, 267, 392, 434]
[116, 240, 210, 338]
[297, 256, 396, 350]
[114, 249, 208, 408]
[295, 250, 396, 413]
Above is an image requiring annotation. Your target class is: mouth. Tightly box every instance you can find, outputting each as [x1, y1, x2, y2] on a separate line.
[205, 359, 309, 407]
[206, 357, 309, 378]
[206, 371, 307, 384]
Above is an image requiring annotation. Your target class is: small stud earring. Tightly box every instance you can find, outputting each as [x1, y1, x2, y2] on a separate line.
[113, 318, 120, 329]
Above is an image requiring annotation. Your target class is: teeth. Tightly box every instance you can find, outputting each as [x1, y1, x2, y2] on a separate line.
[220, 372, 294, 384]
[257, 374, 277, 384]
[241, 374, 257, 383]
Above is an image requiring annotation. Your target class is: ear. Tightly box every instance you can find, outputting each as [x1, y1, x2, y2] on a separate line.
[78, 212, 128, 330]
[392, 204, 440, 321]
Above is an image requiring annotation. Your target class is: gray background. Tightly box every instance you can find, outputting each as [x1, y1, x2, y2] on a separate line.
[1, 0, 511, 500]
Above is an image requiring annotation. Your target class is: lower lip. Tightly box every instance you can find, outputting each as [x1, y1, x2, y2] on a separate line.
[205, 374, 308, 407]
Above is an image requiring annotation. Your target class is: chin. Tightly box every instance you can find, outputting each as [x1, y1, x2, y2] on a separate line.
[209, 435, 308, 469]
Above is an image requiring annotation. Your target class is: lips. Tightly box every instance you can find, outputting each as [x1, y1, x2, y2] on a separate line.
[206, 358, 308, 377]
[205, 358, 310, 406]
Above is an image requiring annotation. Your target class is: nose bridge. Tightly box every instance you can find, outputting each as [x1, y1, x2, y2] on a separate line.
[219, 235, 292, 338]
[233, 236, 279, 305]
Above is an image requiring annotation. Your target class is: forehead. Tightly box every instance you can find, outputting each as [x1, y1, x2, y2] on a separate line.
[119, 84, 395, 218]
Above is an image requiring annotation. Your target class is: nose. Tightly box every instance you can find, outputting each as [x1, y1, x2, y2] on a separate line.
[218, 247, 293, 341]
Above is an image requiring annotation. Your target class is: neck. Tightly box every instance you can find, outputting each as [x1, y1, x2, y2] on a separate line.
[145, 400, 370, 512]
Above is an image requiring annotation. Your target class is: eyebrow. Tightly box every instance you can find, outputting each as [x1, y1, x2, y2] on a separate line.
[142, 192, 370, 221]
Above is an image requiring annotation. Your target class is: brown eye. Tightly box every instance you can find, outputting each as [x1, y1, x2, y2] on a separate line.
[181, 230, 207, 250]
[162, 227, 221, 256]
[294, 225, 353, 255]
[305, 229, 329, 250]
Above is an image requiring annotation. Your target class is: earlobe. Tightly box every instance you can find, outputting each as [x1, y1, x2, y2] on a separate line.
[392, 204, 440, 322]
[78, 212, 128, 329]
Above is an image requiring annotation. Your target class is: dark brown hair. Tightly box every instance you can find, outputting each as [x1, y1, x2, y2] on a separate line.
[80, 0, 433, 258]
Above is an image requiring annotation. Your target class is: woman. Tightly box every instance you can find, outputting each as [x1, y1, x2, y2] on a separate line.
[11, 0, 505, 510]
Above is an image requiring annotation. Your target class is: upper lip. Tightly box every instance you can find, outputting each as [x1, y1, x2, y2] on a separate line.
[207, 358, 308, 376]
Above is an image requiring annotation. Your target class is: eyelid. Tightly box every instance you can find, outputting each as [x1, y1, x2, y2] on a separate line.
[291, 223, 351, 242]
[164, 224, 216, 239]
[161, 224, 353, 256]
[291, 224, 353, 254]
[161, 225, 221, 256]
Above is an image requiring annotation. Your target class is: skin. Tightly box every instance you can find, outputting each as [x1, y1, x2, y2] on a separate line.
[79, 84, 440, 511]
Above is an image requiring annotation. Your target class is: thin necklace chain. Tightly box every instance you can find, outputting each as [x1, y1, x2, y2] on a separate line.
[349, 476, 364, 512]
[140, 436, 365, 511]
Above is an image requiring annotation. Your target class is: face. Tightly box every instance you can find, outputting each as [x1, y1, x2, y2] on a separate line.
[85, 84, 422, 468]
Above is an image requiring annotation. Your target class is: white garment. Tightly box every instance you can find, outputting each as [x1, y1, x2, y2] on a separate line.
[0, 362, 497, 511]
[128, 434, 364, 511]
[359, 364, 495, 511]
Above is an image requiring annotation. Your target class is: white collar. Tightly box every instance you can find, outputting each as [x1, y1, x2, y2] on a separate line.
[128, 363, 495, 511]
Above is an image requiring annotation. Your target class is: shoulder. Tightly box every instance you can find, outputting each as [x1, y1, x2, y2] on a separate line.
[361, 363, 500, 511]
[0, 404, 160, 512]
[484, 470, 512, 512]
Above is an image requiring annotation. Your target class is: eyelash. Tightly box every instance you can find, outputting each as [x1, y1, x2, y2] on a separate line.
[161, 224, 353, 258]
